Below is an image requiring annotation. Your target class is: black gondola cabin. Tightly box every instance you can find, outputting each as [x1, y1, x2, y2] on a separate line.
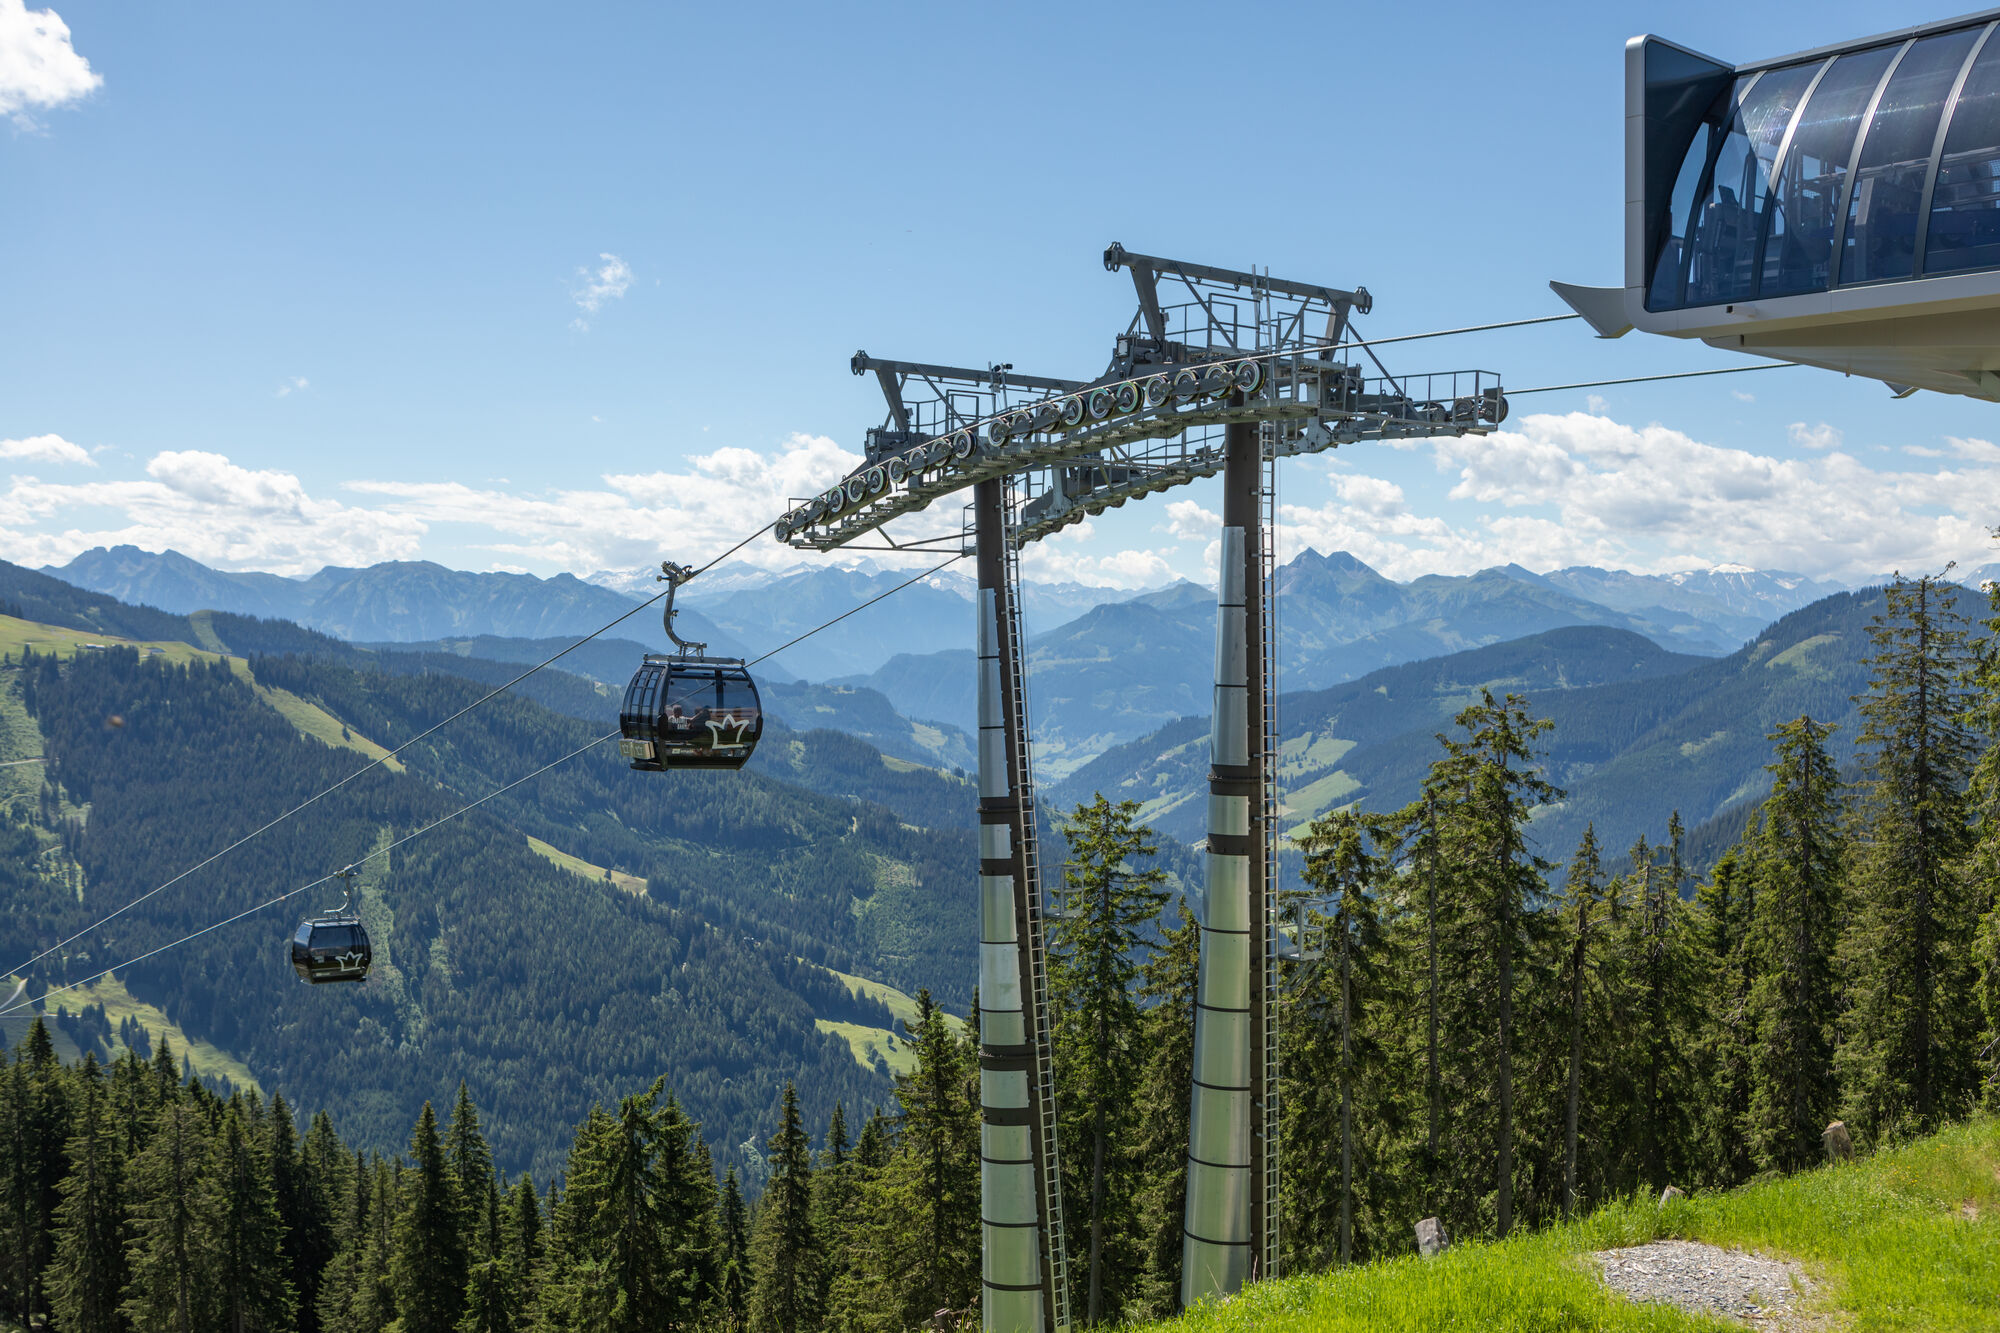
[291, 915, 371, 984]
[620, 654, 763, 771]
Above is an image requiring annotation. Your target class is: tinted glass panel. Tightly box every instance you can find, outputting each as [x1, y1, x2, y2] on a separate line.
[311, 926, 358, 952]
[1686, 65, 1817, 306]
[1926, 28, 2000, 272]
[1761, 46, 1898, 296]
[1649, 121, 1714, 308]
[1643, 39, 1735, 298]
[1842, 29, 1980, 283]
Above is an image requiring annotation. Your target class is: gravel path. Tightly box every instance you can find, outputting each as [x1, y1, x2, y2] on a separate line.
[1592, 1239, 1817, 1328]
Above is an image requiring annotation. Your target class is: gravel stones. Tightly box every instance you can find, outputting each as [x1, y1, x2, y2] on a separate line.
[1592, 1239, 1815, 1328]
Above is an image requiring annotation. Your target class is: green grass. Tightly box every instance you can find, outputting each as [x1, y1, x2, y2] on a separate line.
[525, 834, 645, 894]
[9, 974, 264, 1094]
[1146, 1117, 2000, 1332]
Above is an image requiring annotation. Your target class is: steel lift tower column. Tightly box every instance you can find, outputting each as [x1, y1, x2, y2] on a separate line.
[1183, 418, 1268, 1302]
[974, 477, 1069, 1333]
[780, 247, 1505, 1323]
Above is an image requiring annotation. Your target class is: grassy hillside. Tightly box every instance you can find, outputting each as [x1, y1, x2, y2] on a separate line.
[1150, 1116, 2000, 1332]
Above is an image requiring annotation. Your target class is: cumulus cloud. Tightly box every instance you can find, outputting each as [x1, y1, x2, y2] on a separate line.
[1903, 435, 2000, 463]
[1421, 411, 1998, 582]
[1787, 421, 1843, 451]
[0, 0, 99, 128]
[0, 450, 423, 574]
[1, 433, 91, 466]
[276, 376, 309, 397]
[347, 432, 893, 577]
[570, 253, 633, 329]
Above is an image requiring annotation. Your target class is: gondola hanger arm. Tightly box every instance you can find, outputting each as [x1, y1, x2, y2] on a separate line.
[657, 560, 708, 656]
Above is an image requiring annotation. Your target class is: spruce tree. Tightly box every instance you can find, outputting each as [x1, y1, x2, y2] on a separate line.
[1628, 816, 1704, 1190]
[1429, 691, 1559, 1238]
[1555, 825, 1609, 1217]
[809, 1106, 854, 1319]
[48, 1060, 127, 1333]
[1129, 901, 1197, 1315]
[749, 1082, 816, 1333]
[392, 1101, 466, 1333]
[502, 1174, 542, 1282]
[1840, 574, 1983, 1138]
[1959, 549, 2000, 1104]
[444, 1080, 495, 1258]
[835, 992, 978, 1331]
[1287, 809, 1394, 1265]
[1694, 846, 1758, 1186]
[214, 1104, 297, 1332]
[122, 1100, 219, 1333]
[1049, 794, 1168, 1321]
[717, 1167, 750, 1332]
[1746, 719, 1844, 1171]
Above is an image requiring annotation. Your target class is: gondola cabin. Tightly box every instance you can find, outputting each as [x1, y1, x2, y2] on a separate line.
[291, 915, 371, 984]
[619, 654, 763, 771]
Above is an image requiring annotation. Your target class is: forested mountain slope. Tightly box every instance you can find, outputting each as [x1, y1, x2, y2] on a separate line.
[0, 631, 981, 1180]
[1056, 592, 1898, 864]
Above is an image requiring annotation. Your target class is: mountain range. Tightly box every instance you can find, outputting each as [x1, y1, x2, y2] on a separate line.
[1053, 587, 1909, 873]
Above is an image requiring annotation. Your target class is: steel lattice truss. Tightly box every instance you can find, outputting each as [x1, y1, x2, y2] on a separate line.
[778, 244, 1509, 553]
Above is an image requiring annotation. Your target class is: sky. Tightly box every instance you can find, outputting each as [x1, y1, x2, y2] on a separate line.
[5, 0, 2000, 591]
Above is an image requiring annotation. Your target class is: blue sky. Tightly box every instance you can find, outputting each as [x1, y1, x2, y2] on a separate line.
[5, 0, 1999, 589]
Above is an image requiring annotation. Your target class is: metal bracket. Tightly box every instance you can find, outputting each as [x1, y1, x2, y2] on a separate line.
[657, 561, 707, 657]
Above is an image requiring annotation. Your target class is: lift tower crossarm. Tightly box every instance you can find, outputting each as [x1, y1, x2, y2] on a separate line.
[1102, 243, 1373, 314]
[852, 351, 1085, 435]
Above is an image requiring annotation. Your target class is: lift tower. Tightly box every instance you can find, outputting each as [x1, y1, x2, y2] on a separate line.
[781, 249, 1508, 1330]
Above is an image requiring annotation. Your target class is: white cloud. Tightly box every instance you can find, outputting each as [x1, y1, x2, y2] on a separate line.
[1731, 390, 1756, 403]
[1586, 394, 1608, 415]
[1423, 411, 1998, 581]
[570, 253, 633, 329]
[1019, 536, 1176, 590]
[1787, 421, 1843, 451]
[0, 0, 99, 129]
[1903, 435, 2000, 463]
[1162, 499, 1218, 543]
[276, 376, 309, 398]
[0, 450, 422, 574]
[347, 432, 889, 577]
[0, 433, 91, 466]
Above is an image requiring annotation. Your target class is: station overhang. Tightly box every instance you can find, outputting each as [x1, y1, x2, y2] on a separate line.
[1555, 8, 2000, 401]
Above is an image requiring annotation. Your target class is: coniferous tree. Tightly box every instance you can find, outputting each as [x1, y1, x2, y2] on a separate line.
[1694, 847, 1758, 1186]
[48, 1057, 127, 1333]
[392, 1102, 466, 1333]
[122, 1100, 219, 1333]
[809, 1106, 854, 1319]
[1969, 549, 2000, 1102]
[4, 1019, 67, 1325]
[1049, 794, 1167, 1322]
[1628, 816, 1704, 1190]
[502, 1173, 541, 1281]
[835, 992, 978, 1332]
[749, 1082, 816, 1333]
[1286, 809, 1394, 1266]
[445, 1081, 495, 1258]
[1840, 574, 1983, 1139]
[295, 1110, 347, 1333]
[1128, 901, 1197, 1316]
[1429, 691, 1559, 1238]
[717, 1167, 750, 1332]
[213, 1104, 297, 1332]
[1746, 719, 1844, 1171]
[1554, 825, 1610, 1217]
